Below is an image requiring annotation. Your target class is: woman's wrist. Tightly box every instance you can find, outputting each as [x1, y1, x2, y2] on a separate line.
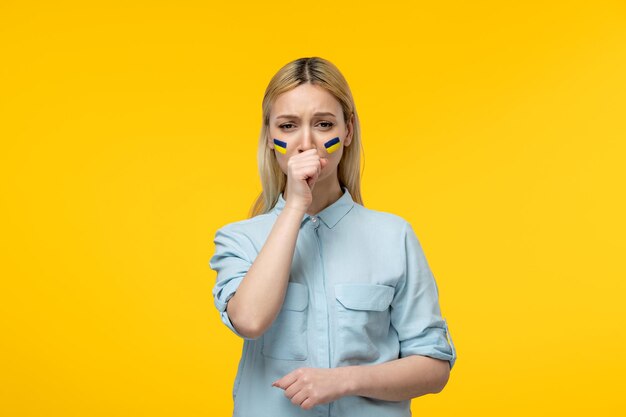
[283, 202, 308, 215]
[336, 365, 360, 397]
[281, 205, 309, 225]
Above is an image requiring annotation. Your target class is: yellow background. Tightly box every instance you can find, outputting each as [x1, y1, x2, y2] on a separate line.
[1, 0, 625, 415]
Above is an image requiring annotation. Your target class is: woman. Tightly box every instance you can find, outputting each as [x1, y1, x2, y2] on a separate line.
[210, 57, 457, 417]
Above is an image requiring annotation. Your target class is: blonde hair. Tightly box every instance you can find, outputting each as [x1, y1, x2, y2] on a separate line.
[249, 57, 365, 218]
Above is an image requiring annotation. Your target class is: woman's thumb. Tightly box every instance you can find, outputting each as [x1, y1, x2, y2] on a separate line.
[320, 157, 329, 169]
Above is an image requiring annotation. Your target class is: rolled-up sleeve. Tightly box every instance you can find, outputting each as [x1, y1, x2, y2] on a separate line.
[390, 222, 457, 370]
[209, 225, 254, 339]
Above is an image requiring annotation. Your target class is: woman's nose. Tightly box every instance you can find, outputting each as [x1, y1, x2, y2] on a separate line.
[298, 129, 316, 153]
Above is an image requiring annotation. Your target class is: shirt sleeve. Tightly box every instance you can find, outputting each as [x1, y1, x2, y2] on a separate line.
[209, 224, 256, 340]
[390, 221, 457, 370]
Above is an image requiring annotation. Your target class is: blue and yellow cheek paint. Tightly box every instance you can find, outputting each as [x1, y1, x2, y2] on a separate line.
[274, 137, 340, 154]
[323, 137, 341, 154]
[273, 138, 287, 154]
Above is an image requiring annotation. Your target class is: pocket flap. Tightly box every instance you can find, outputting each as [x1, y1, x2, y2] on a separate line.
[335, 284, 395, 311]
[282, 282, 309, 311]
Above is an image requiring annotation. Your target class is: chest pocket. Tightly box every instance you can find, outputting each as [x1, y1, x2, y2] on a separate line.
[261, 282, 309, 361]
[334, 283, 395, 364]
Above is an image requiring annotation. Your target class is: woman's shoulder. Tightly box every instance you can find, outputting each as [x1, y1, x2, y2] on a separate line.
[351, 203, 412, 232]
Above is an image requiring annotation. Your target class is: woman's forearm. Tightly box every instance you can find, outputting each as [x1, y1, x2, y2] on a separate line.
[339, 355, 451, 402]
[226, 206, 305, 339]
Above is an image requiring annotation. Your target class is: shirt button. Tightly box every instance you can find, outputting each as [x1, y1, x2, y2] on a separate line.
[311, 216, 318, 223]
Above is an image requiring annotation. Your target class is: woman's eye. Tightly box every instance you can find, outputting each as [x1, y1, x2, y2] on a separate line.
[279, 122, 333, 129]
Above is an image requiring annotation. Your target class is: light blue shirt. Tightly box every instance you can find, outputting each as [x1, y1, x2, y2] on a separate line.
[210, 186, 457, 417]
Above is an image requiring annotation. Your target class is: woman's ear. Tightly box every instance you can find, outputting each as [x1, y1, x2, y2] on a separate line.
[344, 113, 355, 147]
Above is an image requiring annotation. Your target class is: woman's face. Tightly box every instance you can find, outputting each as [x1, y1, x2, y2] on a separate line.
[267, 83, 353, 181]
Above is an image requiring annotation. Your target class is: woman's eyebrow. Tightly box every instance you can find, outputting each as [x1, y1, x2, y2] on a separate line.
[276, 112, 336, 119]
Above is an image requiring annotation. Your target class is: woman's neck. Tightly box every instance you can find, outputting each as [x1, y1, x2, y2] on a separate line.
[306, 181, 343, 216]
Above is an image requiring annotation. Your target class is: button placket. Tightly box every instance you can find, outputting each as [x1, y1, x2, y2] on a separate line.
[312, 221, 331, 371]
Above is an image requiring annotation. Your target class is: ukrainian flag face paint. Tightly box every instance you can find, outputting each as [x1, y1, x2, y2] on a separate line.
[273, 138, 287, 154]
[323, 137, 341, 154]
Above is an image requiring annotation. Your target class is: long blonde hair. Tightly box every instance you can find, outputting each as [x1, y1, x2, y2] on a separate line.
[249, 57, 365, 218]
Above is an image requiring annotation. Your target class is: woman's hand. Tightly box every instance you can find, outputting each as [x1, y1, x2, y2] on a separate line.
[272, 366, 351, 410]
[284, 149, 328, 212]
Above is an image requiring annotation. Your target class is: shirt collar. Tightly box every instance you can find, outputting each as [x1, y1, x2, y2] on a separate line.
[272, 186, 355, 229]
